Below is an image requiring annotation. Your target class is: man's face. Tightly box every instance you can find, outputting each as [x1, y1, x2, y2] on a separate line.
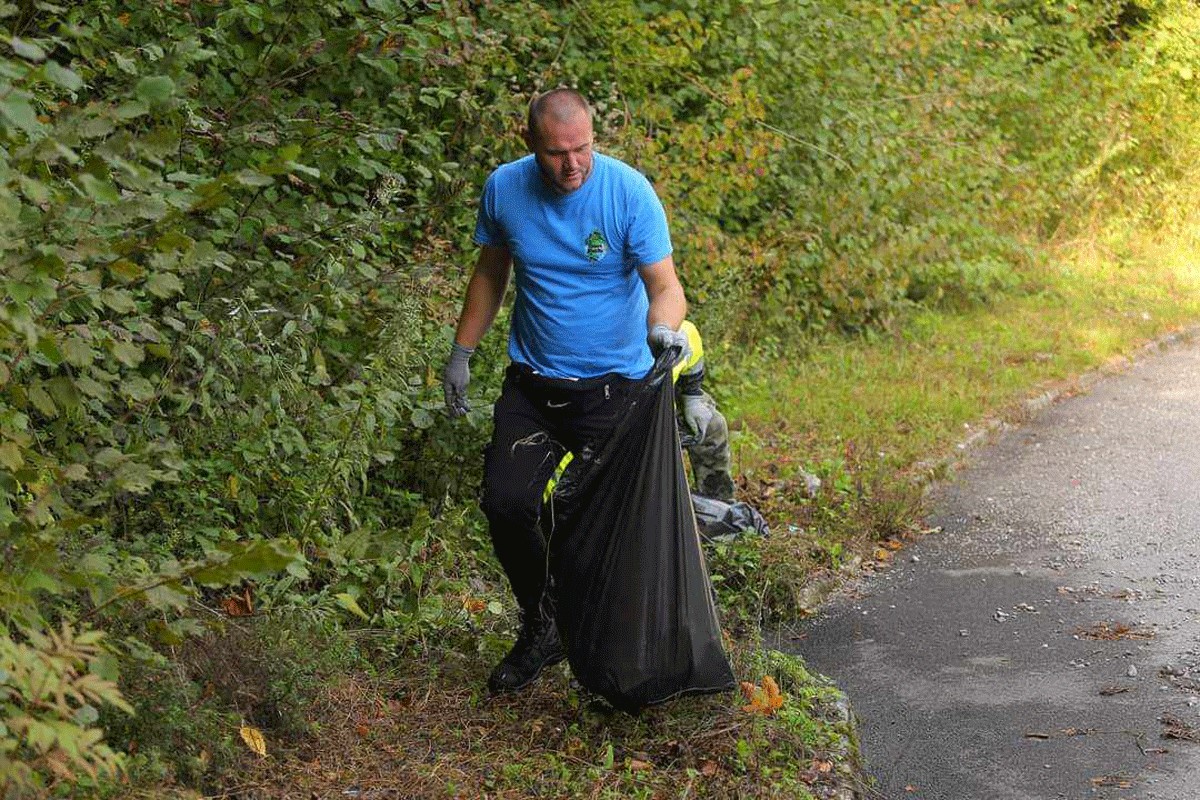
[527, 110, 594, 195]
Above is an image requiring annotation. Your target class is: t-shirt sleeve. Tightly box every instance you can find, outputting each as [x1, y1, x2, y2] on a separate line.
[473, 170, 504, 247]
[625, 174, 673, 267]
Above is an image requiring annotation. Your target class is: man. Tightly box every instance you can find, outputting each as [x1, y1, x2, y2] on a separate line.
[442, 88, 690, 693]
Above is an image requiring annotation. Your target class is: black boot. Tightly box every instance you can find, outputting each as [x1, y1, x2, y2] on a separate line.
[488, 610, 566, 693]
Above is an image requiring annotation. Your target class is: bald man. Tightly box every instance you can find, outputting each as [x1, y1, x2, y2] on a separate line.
[443, 88, 690, 693]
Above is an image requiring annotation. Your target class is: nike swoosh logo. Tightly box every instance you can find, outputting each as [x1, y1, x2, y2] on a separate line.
[546, 401, 570, 408]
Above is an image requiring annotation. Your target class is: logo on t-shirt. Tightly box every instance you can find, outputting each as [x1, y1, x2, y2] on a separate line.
[585, 230, 607, 262]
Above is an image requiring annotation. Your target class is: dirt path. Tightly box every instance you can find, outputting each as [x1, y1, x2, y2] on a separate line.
[790, 338, 1200, 800]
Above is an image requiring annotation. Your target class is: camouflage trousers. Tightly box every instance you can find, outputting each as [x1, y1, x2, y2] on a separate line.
[679, 390, 735, 502]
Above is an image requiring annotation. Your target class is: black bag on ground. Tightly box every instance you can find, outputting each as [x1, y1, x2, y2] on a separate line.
[691, 494, 771, 543]
[549, 350, 735, 711]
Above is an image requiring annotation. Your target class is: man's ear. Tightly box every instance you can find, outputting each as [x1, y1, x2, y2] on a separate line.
[522, 125, 537, 151]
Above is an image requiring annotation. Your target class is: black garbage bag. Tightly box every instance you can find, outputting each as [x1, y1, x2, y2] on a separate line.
[691, 494, 771, 543]
[549, 350, 735, 711]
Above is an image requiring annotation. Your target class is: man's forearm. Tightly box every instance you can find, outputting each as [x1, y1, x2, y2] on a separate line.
[454, 272, 504, 348]
[453, 245, 512, 348]
[646, 281, 686, 331]
[640, 255, 687, 331]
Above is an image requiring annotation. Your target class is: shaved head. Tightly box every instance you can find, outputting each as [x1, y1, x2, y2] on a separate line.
[527, 88, 592, 144]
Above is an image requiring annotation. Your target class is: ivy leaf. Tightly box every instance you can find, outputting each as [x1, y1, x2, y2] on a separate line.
[135, 75, 175, 104]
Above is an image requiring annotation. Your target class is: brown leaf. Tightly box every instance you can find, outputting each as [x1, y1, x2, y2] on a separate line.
[1075, 621, 1154, 640]
[628, 758, 653, 771]
[699, 760, 718, 776]
[221, 587, 254, 617]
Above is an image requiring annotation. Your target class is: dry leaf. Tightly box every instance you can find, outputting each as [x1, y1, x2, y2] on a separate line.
[462, 596, 487, 614]
[741, 675, 785, 715]
[239, 725, 267, 757]
[699, 760, 718, 776]
[628, 758, 653, 771]
[221, 586, 254, 617]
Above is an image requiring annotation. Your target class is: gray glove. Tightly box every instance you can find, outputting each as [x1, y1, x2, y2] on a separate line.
[647, 323, 690, 366]
[681, 393, 714, 442]
[443, 342, 474, 417]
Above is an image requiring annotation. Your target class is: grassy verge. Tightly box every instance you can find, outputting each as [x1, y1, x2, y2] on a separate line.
[719, 219, 1200, 617]
[105, 216, 1200, 800]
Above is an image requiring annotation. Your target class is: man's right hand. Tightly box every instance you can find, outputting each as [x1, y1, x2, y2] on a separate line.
[443, 342, 474, 417]
[647, 323, 690, 366]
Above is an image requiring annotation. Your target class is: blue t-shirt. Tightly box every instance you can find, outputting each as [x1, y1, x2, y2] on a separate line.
[473, 152, 673, 379]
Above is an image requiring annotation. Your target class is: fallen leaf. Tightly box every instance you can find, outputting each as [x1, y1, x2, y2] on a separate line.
[1090, 775, 1133, 788]
[1075, 621, 1154, 640]
[239, 725, 267, 757]
[1160, 712, 1200, 742]
[462, 596, 486, 614]
[628, 758, 653, 771]
[741, 676, 785, 715]
[221, 586, 254, 617]
[1099, 685, 1131, 696]
[699, 760, 718, 776]
[354, 724, 370, 737]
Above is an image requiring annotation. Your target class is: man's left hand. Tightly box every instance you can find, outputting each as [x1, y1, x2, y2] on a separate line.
[681, 394, 714, 441]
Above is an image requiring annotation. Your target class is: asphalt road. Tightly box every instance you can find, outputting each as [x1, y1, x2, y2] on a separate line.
[790, 338, 1200, 800]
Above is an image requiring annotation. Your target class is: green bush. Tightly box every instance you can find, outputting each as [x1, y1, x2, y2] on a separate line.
[2, 0, 1199, 791]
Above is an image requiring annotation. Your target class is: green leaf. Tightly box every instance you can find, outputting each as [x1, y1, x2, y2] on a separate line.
[335, 592, 370, 621]
[110, 341, 145, 367]
[100, 288, 137, 313]
[44, 60, 82, 91]
[28, 382, 58, 418]
[235, 170, 275, 187]
[0, 441, 24, 470]
[190, 540, 303, 586]
[0, 97, 41, 133]
[114, 100, 148, 119]
[145, 272, 183, 298]
[135, 75, 175, 103]
[9, 37, 46, 62]
[79, 173, 120, 204]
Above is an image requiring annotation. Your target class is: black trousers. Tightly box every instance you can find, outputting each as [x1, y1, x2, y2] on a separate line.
[482, 364, 636, 615]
